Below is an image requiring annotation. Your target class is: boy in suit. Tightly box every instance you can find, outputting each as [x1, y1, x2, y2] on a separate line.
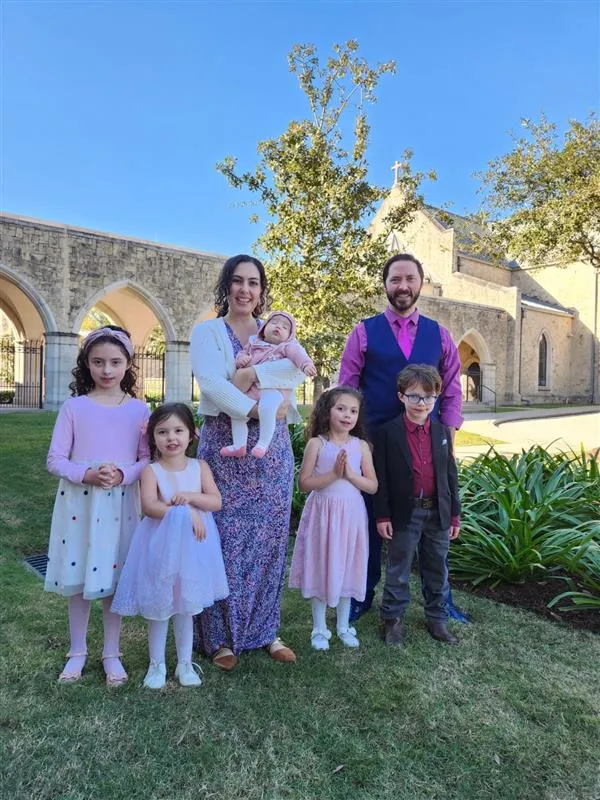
[373, 364, 461, 646]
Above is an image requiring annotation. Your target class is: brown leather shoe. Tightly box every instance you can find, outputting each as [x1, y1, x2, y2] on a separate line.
[381, 618, 405, 647]
[266, 638, 296, 663]
[427, 621, 459, 645]
[212, 647, 238, 671]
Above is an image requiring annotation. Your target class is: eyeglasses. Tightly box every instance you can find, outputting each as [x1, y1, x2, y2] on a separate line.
[402, 393, 437, 406]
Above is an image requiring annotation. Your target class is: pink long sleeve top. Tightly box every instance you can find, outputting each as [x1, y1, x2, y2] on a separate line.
[47, 395, 151, 485]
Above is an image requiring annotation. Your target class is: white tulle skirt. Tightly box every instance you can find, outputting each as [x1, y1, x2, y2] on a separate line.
[111, 505, 229, 620]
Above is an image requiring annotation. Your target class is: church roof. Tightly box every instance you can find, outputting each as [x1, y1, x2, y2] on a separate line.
[521, 294, 574, 317]
[422, 204, 518, 268]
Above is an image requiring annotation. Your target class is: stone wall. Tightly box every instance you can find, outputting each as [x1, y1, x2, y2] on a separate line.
[371, 195, 456, 282]
[418, 296, 511, 404]
[0, 213, 224, 339]
[0, 213, 227, 407]
[458, 254, 514, 287]
[513, 261, 598, 401]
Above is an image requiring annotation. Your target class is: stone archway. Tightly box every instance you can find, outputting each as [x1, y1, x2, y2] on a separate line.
[73, 279, 177, 343]
[0, 265, 57, 336]
[458, 328, 496, 406]
[0, 267, 55, 407]
[74, 281, 185, 403]
[1, 213, 225, 407]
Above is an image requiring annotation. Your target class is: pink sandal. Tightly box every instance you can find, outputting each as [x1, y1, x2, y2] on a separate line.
[58, 651, 87, 683]
[102, 652, 128, 687]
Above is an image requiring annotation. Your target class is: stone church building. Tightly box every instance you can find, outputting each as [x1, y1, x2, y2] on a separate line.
[0, 198, 598, 410]
[372, 185, 599, 408]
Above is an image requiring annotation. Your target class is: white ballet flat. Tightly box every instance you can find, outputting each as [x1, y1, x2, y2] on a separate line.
[174, 660, 203, 687]
[143, 660, 167, 689]
[337, 627, 360, 648]
[310, 628, 332, 651]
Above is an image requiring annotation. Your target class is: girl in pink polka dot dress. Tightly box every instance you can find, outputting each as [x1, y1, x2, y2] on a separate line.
[44, 326, 150, 686]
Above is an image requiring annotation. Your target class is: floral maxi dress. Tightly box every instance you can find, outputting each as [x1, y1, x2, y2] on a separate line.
[194, 323, 295, 656]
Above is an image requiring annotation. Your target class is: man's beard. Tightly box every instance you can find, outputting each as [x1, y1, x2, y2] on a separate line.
[386, 286, 421, 313]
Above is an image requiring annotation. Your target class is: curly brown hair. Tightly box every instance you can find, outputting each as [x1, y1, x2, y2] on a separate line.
[307, 386, 369, 442]
[69, 325, 137, 397]
[146, 402, 196, 461]
[214, 254, 271, 318]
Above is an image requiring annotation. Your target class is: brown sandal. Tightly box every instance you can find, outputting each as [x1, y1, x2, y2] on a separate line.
[212, 647, 238, 671]
[266, 638, 296, 663]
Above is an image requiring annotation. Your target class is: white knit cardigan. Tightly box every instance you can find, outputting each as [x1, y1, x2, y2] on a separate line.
[190, 317, 304, 424]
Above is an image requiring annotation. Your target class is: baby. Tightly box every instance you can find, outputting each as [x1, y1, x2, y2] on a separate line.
[221, 311, 316, 458]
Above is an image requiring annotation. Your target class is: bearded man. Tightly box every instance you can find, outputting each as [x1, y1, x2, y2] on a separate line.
[339, 253, 469, 624]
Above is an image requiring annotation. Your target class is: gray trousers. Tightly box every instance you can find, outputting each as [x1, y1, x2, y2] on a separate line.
[381, 506, 450, 622]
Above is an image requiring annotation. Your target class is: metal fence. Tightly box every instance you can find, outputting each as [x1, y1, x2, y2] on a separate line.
[134, 347, 165, 404]
[295, 379, 315, 407]
[0, 338, 44, 408]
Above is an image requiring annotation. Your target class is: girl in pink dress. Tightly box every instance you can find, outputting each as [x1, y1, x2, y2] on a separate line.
[45, 326, 150, 686]
[112, 403, 228, 689]
[289, 387, 378, 650]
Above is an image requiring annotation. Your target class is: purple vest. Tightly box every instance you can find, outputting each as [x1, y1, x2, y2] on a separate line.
[360, 313, 442, 430]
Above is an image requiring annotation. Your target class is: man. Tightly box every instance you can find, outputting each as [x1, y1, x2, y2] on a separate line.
[339, 253, 468, 623]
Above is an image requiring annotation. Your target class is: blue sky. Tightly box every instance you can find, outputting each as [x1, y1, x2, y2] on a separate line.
[2, 0, 598, 256]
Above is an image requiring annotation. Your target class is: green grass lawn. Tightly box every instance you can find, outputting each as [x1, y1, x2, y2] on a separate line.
[454, 429, 504, 447]
[1, 412, 599, 800]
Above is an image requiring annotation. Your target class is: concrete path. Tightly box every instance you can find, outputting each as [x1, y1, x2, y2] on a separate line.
[456, 405, 600, 459]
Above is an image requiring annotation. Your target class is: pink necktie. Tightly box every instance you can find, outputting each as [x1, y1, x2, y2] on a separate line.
[396, 319, 412, 359]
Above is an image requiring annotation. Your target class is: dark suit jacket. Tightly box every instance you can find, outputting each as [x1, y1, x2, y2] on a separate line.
[372, 415, 460, 531]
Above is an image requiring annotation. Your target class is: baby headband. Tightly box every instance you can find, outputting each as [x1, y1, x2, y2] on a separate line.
[83, 327, 134, 358]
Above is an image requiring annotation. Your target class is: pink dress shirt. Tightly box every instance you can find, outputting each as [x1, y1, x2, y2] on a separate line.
[338, 307, 464, 429]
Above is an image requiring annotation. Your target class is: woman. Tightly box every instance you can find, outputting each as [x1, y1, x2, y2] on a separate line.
[190, 255, 305, 670]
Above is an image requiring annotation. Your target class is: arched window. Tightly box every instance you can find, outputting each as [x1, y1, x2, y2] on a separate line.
[538, 334, 548, 387]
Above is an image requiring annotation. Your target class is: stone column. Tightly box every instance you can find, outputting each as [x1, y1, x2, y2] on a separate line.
[504, 288, 522, 405]
[480, 362, 497, 408]
[165, 341, 192, 404]
[44, 332, 80, 410]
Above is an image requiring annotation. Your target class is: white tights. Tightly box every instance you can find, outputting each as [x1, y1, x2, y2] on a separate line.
[61, 593, 126, 680]
[311, 597, 352, 633]
[230, 389, 284, 453]
[148, 615, 193, 665]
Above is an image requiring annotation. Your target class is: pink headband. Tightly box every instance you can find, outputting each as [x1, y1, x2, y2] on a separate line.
[83, 327, 134, 358]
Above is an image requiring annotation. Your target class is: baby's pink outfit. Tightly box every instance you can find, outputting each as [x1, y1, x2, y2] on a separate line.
[225, 311, 314, 458]
[239, 340, 310, 401]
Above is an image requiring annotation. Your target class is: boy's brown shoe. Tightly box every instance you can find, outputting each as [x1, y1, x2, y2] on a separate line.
[427, 621, 459, 645]
[381, 618, 405, 647]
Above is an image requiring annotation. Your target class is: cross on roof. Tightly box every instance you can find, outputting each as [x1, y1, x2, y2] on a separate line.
[391, 160, 403, 185]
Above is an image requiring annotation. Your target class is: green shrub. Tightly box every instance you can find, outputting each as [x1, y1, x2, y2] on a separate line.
[452, 447, 599, 586]
[289, 422, 308, 529]
[549, 541, 600, 611]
